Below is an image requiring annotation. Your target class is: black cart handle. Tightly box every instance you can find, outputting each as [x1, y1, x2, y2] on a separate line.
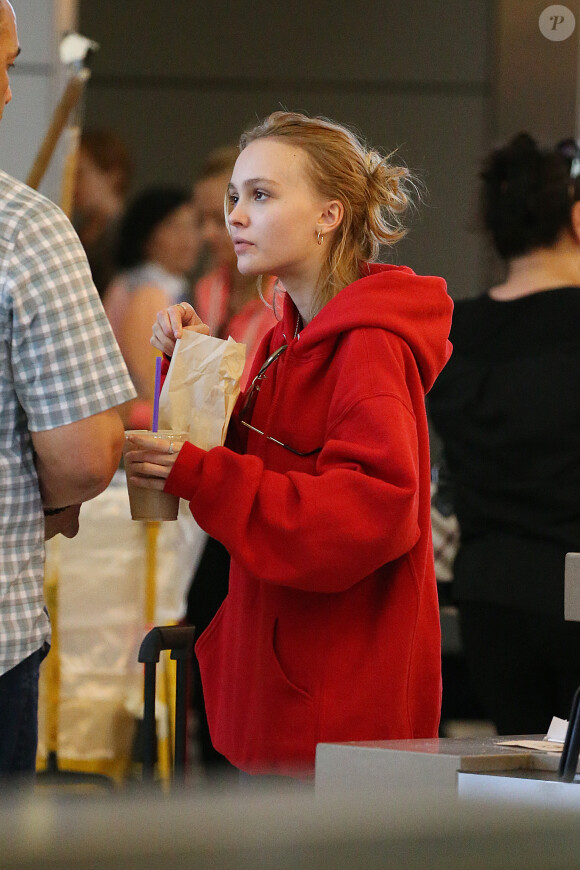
[558, 685, 580, 782]
[138, 625, 196, 663]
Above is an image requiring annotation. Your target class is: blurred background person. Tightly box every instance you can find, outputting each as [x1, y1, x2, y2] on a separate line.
[73, 128, 133, 297]
[104, 186, 199, 429]
[186, 145, 277, 779]
[429, 133, 580, 735]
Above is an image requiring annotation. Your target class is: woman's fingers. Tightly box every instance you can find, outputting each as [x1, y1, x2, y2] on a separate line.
[151, 318, 176, 355]
[128, 473, 166, 491]
[178, 301, 210, 330]
[126, 449, 174, 465]
[125, 432, 174, 452]
[128, 458, 172, 478]
[150, 302, 210, 354]
[124, 436, 185, 483]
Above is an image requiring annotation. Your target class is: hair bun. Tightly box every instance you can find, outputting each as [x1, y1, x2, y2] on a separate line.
[506, 132, 538, 156]
[364, 149, 409, 216]
[482, 133, 540, 193]
[480, 131, 572, 259]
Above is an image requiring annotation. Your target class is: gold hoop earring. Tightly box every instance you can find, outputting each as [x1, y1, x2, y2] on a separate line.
[316, 230, 323, 246]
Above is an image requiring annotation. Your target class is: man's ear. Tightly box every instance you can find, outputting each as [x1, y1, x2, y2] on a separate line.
[317, 200, 344, 236]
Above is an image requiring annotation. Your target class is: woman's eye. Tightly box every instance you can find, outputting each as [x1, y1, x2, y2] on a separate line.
[228, 193, 239, 206]
[254, 190, 268, 201]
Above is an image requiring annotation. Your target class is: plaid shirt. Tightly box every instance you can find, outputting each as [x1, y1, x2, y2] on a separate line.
[0, 170, 135, 675]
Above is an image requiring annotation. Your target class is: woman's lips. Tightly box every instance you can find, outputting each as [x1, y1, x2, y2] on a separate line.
[233, 239, 253, 252]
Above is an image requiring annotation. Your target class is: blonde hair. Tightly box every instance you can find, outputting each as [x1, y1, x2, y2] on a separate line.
[239, 111, 414, 315]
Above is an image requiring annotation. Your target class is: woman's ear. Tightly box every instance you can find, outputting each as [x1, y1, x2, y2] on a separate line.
[571, 200, 580, 243]
[317, 200, 344, 236]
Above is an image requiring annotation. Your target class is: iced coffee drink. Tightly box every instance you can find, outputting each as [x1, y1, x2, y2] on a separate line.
[123, 430, 187, 521]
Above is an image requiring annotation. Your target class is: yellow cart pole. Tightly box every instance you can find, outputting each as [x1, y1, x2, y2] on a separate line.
[41, 538, 61, 771]
[143, 520, 173, 784]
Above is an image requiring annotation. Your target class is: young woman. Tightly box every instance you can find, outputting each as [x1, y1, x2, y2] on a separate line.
[429, 134, 580, 735]
[126, 112, 452, 777]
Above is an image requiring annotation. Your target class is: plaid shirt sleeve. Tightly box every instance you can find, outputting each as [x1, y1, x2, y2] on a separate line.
[8, 196, 135, 429]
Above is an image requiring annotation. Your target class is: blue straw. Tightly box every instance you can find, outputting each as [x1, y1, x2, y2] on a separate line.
[151, 356, 162, 432]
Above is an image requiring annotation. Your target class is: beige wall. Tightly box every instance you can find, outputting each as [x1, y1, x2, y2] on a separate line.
[79, 0, 492, 300]
[495, 0, 580, 144]
[71, 0, 580, 300]
[3, 3, 578, 299]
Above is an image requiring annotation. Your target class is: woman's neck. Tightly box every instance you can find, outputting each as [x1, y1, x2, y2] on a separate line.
[228, 270, 260, 316]
[280, 265, 328, 326]
[490, 238, 580, 300]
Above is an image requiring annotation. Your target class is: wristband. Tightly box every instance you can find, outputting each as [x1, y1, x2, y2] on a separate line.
[43, 506, 71, 516]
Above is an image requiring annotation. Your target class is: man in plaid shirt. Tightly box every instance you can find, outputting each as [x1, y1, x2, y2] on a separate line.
[0, 1, 135, 778]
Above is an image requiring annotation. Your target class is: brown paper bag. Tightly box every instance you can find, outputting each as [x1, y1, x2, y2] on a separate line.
[158, 331, 246, 450]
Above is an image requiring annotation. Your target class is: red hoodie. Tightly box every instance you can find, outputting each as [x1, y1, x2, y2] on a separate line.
[165, 263, 453, 776]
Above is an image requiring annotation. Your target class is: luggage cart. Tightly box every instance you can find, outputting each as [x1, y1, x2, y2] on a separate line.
[138, 624, 196, 785]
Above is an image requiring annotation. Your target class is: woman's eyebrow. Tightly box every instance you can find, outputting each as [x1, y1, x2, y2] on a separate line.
[229, 177, 281, 191]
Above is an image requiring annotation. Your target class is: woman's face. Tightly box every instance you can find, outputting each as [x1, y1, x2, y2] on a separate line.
[74, 147, 116, 215]
[227, 139, 327, 285]
[145, 203, 200, 276]
[194, 171, 236, 269]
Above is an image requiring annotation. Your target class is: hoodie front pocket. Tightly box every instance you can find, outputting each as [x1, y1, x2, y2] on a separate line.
[271, 617, 315, 701]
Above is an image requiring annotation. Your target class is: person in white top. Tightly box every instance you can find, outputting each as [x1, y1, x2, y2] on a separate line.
[103, 186, 200, 428]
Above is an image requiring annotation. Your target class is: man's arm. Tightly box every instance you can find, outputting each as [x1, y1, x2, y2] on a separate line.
[31, 407, 125, 507]
[43, 504, 80, 540]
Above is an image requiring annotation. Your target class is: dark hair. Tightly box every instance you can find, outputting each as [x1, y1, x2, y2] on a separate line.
[480, 132, 579, 260]
[115, 186, 191, 269]
[80, 128, 133, 196]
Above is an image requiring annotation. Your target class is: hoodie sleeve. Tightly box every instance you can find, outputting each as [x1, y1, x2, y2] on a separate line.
[165, 334, 422, 594]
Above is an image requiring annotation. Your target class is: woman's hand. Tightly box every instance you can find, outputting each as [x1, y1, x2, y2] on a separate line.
[150, 301, 211, 357]
[124, 431, 186, 490]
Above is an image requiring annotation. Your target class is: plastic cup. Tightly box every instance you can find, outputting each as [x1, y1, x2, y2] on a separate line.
[123, 430, 188, 521]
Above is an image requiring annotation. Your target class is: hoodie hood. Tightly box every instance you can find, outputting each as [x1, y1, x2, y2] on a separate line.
[280, 263, 453, 393]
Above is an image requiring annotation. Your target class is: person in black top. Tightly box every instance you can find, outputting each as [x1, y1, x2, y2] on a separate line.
[429, 133, 580, 735]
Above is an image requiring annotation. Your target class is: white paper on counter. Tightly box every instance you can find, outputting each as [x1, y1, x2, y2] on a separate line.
[495, 716, 570, 753]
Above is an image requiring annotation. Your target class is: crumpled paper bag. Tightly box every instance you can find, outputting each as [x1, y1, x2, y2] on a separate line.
[158, 331, 246, 450]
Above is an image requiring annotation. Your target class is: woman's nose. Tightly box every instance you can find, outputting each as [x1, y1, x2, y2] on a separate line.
[228, 201, 247, 227]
